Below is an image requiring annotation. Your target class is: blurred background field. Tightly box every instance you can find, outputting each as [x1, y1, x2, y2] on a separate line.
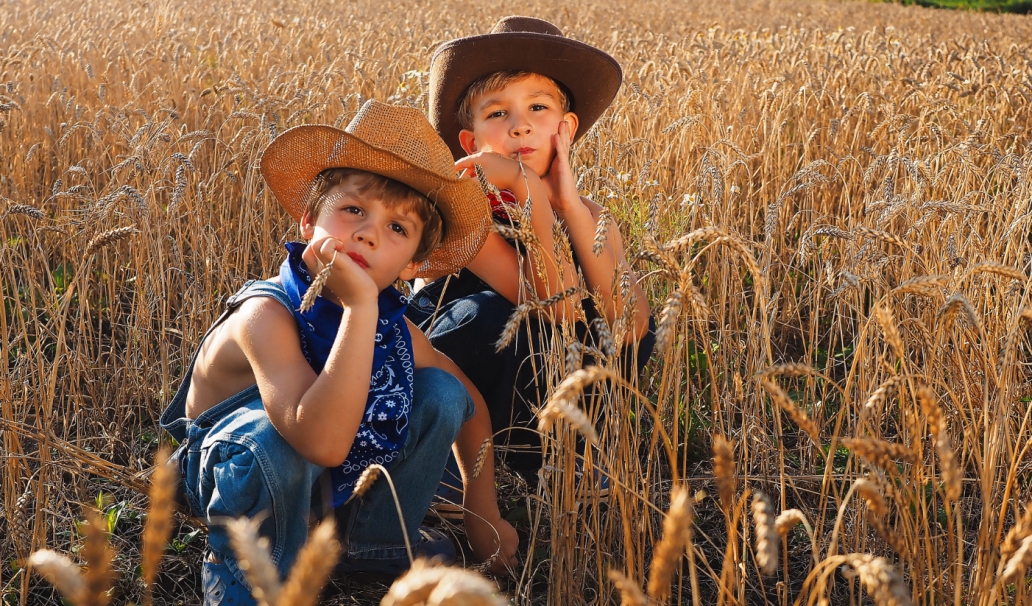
[3, 0, 1032, 604]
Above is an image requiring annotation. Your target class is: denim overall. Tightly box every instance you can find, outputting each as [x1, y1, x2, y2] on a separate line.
[160, 280, 472, 605]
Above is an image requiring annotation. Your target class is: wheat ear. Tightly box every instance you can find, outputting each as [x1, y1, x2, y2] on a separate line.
[300, 250, 336, 313]
[82, 511, 115, 606]
[142, 447, 178, 605]
[608, 570, 648, 606]
[28, 550, 87, 605]
[278, 517, 340, 606]
[84, 226, 137, 257]
[380, 559, 505, 606]
[713, 435, 736, 514]
[647, 485, 694, 600]
[752, 492, 778, 576]
[226, 517, 283, 606]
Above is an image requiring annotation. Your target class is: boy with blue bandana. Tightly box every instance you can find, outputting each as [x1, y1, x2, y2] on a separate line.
[159, 100, 519, 606]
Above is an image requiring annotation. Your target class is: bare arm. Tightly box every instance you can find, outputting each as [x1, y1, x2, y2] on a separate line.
[408, 318, 520, 574]
[238, 297, 377, 467]
[456, 152, 577, 316]
[238, 236, 382, 467]
[559, 197, 651, 340]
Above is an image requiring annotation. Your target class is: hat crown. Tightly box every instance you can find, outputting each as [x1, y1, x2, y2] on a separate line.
[489, 16, 563, 37]
[342, 100, 456, 180]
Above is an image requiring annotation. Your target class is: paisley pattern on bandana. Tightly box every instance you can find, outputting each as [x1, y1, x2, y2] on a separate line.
[279, 242, 414, 507]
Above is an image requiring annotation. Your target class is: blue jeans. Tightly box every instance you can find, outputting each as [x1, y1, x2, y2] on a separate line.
[161, 367, 472, 591]
[407, 288, 655, 473]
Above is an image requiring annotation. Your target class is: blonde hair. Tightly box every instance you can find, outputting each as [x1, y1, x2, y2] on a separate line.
[305, 168, 444, 264]
[456, 70, 572, 131]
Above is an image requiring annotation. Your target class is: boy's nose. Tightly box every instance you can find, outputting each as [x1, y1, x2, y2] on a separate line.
[353, 224, 377, 247]
[510, 125, 531, 137]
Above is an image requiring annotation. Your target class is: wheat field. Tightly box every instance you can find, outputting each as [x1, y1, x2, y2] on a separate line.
[2, 0, 1032, 604]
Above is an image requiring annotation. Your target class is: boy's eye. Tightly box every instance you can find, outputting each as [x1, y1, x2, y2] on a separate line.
[389, 223, 408, 236]
[530, 103, 549, 111]
[486, 110, 505, 119]
[342, 205, 363, 215]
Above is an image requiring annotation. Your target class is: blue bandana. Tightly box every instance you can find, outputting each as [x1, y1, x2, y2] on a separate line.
[279, 242, 414, 507]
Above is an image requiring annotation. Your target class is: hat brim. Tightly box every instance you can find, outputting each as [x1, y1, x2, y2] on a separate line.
[260, 125, 491, 281]
[429, 32, 622, 160]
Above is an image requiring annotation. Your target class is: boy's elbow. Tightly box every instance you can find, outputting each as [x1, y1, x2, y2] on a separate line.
[297, 441, 351, 468]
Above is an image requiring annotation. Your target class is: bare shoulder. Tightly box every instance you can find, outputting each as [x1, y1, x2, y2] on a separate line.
[186, 295, 300, 417]
[234, 295, 301, 352]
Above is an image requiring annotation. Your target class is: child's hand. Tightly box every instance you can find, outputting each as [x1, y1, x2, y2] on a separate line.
[455, 151, 524, 193]
[465, 512, 520, 575]
[540, 120, 582, 216]
[302, 236, 378, 308]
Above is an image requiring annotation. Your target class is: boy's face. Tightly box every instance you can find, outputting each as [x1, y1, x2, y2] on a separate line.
[458, 73, 579, 178]
[300, 178, 424, 291]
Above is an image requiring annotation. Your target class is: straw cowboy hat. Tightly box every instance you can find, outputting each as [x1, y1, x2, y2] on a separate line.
[259, 100, 491, 280]
[429, 16, 623, 160]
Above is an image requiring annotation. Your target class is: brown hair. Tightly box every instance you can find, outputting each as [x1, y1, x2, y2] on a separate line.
[304, 168, 444, 263]
[455, 70, 572, 131]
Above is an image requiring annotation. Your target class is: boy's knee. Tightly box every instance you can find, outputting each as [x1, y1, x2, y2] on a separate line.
[412, 367, 473, 434]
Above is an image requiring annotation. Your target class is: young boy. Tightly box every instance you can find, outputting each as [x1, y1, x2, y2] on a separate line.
[407, 17, 654, 480]
[159, 100, 518, 606]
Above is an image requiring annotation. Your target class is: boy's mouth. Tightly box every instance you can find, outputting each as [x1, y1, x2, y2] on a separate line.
[514, 147, 535, 156]
[346, 252, 369, 269]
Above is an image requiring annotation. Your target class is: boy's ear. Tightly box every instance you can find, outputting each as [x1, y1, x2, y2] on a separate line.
[398, 260, 421, 282]
[563, 112, 580, 140]
[299, 210, 316, 239]
[458, 129, 478, 156]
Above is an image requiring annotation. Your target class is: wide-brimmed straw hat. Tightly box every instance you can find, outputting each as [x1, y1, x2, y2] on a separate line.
[260, 100, 491, 280]
[429, 16, 623, 160]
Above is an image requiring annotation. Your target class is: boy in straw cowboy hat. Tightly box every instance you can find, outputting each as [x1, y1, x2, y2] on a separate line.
[159, 100, 518, 605]
[407, 17, 654, 486]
